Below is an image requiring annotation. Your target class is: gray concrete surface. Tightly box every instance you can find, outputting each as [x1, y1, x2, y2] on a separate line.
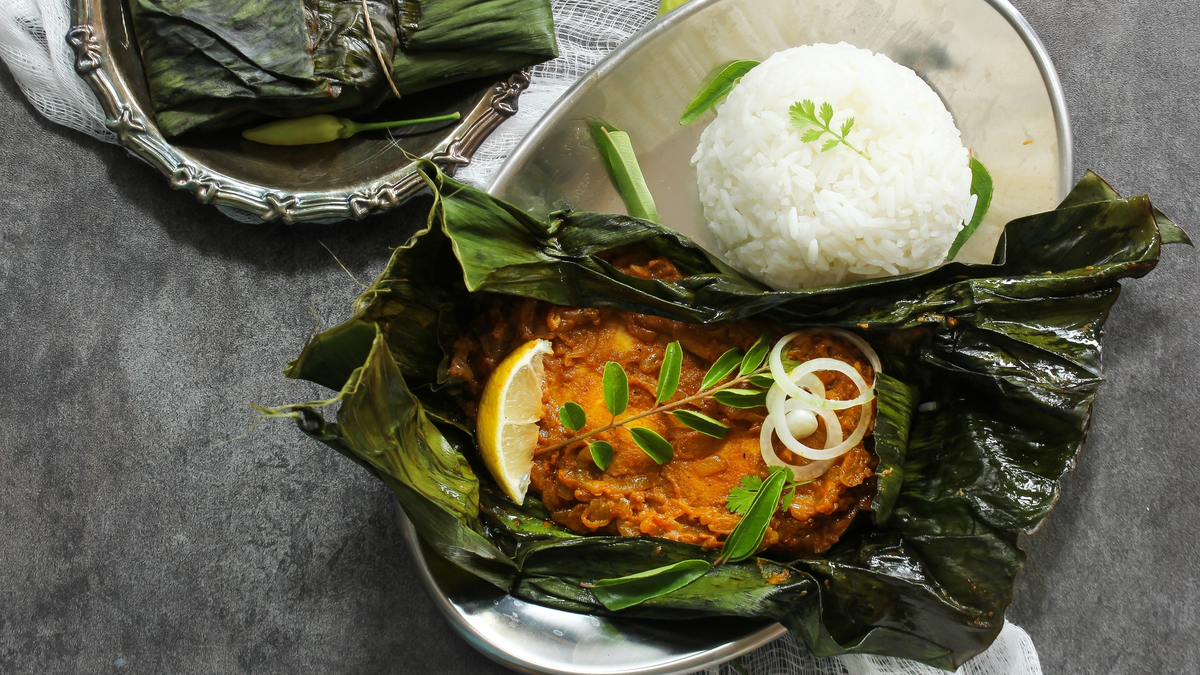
[1, 1, 1198, 672]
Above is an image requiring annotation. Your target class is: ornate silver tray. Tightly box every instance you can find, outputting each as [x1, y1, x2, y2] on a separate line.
[421, 0, 1072, 673]
[68, 0, 528, 223]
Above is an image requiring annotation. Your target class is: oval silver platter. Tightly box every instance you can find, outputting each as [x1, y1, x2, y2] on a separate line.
[402, 0, 1073, 673]
[68, 0, 529, 223]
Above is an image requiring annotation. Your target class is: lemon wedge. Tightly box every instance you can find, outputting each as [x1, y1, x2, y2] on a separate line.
[477, 339, 553, 504]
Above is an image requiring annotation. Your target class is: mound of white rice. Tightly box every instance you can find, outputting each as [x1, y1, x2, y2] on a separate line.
[692, 42, 976, 289]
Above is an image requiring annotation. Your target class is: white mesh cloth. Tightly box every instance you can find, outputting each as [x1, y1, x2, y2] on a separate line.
[454, 0, 659, 186]
[697, 622, 1041, 675]
[0, 0, 113, 143]
[0, 3, 1042, 674]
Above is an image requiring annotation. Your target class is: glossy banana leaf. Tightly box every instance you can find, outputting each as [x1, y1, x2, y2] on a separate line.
[129, 0, 398, 137]
[281, 165, 1186, 669]
[390, 48, 548, 96]
[306, 0, 401, 113]
[390, 0, 557, 94]
[128, 0, 328, 136]
[399, 0, 558, 56]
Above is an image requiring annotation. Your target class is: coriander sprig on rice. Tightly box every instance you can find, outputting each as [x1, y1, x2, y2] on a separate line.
[789, 100, 871, 160]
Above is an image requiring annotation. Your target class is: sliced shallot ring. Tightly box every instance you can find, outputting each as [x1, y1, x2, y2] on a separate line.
[760, 330, 880, 471]
[821, 328, 881, 381]
[759, 416, 836, 481]
[767, 372, 843, 453]
[765, 374, 844, 463]
[769, 330, 880, 396]
[782, 398, 873, 461]
[769, 381, 854, 461]
[766, 373, 832, 444]
[797, 372, 825, 398]
[783, 358, 874, 411]
[770, 335, 875, 410]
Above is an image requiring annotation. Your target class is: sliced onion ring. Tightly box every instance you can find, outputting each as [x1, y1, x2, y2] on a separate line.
[760, 329, 880, 470]
[786, 358, 874, 411]
[766, 370, 844, 456]
[770, 331, 879, 389]
[759, 416, 836, 481]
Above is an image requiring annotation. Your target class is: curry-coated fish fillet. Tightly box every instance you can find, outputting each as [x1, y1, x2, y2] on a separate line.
[450, 254, 876, 559]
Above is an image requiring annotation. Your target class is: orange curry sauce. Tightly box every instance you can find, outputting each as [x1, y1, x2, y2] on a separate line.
[449, 253, 877, 559]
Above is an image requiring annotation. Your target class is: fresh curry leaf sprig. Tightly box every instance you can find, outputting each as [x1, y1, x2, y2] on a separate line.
[539, 335, 774, 466]
[789, 100, 871, 160]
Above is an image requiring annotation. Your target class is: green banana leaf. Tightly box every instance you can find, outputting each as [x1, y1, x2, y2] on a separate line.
[130, 0, 400, 137]
[399, 0, 559, 56]
[306, 0, 401, 113]
[278, 164, 1186, 669]
[390, 48, 549, 96]
[128, 0, 329, 137]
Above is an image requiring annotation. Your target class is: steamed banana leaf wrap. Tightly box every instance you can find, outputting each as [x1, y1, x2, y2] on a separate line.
[278, 165, 1186, 669]
[128, 0, 556, 137]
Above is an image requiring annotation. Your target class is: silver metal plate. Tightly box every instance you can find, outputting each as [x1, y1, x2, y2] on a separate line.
[402, 0, 1073, 673]
[398, 510, 783, 675]
[490, 0, 1073, 265]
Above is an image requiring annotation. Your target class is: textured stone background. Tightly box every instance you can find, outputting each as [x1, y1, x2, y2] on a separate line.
[1, 1, 1198, 673]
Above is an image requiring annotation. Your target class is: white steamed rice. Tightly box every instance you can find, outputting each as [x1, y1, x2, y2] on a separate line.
[692, 42, 976, 290]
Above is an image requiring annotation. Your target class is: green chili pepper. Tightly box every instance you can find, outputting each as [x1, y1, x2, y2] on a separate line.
[242, 112, 462, 146]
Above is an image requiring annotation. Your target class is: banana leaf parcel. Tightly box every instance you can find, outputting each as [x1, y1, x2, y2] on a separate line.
[275, 165, 1188, 669]
[127, 0, 557, 137]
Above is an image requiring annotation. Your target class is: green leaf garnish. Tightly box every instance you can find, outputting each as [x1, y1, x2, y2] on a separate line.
[679, 60, 760, 125]
[591, 121, 660, 223]
[740, 334, 770, 376]
[725, 475, 764, 515]
[672, 409, 730, 438]
[789, 99, 871, 160]
[701, 348, 744, 390]
[603, 361, 629, 417]
[719, 467, 790, 563]
[747, 373, 775, 389]
[588, 559, 712, 610]
[712, 388, 767, 409]
[782, 485, 797, 511]
[630, 427, 674, 464]
[946, 157, 995, 261]
[559, 401, 586, 432]
[800, 128, 823, 143]
[657, 341, 683, 403]
[589, 441, 614, 471]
